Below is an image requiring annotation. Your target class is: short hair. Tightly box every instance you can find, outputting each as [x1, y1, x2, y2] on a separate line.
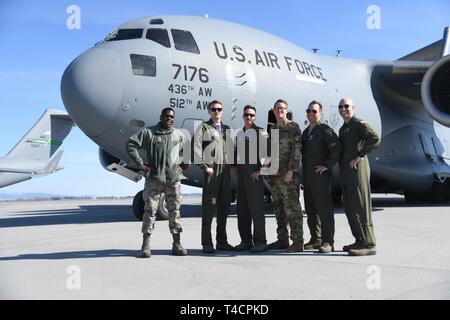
[273, 99, 288, 108]
[243, 105, 256, 113]
[308, 100, 323, 111]
[208, 100, 223, 110]
[160, 107, 175, 116]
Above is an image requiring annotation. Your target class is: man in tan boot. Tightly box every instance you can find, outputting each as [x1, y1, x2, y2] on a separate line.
[266, 99, 304, 253]
[127, 107, 189, 258]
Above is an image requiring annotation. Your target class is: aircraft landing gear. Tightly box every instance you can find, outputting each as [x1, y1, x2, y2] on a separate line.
[132, 191, 169, 221]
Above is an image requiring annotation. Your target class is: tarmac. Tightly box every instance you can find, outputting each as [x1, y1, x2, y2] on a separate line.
[1, 194, 449, 300]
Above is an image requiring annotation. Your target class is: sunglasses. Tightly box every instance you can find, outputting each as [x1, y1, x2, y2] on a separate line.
[210, 108, 223, 112]
[243, 113, 256, 118]
[338, 104, 352, 110]
[306, 109, 318, 114]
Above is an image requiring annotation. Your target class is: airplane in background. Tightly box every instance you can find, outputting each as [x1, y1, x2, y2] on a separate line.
[61, 16, 450, 220]
[0, 109, 74, 188]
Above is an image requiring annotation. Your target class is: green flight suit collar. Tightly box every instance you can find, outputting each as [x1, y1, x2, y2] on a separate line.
[206, 119, 224, 126]
[243, 123, 259, 132]
[306, 122, 323, 135]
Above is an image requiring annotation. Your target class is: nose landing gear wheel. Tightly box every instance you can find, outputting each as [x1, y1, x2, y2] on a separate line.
[132, 191, 169, 221]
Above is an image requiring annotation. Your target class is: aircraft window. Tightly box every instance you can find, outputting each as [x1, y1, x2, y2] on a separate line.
[150, 18, 164, 25]
[130, 54, 156, 77]
[105, 29, 143, 41]
[171, 29, 200, 54]
[146, 29, 171, 48]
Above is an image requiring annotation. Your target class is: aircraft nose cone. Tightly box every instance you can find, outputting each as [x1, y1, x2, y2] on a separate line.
[61, 48, 123, 137]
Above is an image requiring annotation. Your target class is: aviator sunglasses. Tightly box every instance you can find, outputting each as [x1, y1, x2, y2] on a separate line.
[338, 104, 352, 110]
[243, 113, 256, 118]
[210, 108, 223, 112]
[306, 109, 318, 114]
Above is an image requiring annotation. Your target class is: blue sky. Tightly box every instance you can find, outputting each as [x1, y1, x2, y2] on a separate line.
[0, 0, 449, 197]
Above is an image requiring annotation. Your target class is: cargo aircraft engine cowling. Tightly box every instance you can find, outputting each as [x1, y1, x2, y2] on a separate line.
[422, 55, 450, 128]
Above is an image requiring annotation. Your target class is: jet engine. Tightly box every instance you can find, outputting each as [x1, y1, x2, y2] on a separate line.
[421, 55, 450, 127]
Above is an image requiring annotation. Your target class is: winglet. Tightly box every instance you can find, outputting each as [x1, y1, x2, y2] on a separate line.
[42, 150, 64, 173]
[441, 27, 450, 57]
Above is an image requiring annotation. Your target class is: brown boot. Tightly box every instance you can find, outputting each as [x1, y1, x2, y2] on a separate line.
[137, 234, 151, 258]
[172, 234, 187, 256]
[318, 243, 334, 253]
[287, 240, 304, 252]
[348, 246, 377, 256]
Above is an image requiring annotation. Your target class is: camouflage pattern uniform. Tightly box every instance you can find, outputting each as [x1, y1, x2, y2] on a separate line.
[339, 116, 379, 248]
[301, 123, 341, 246]
[127, 123, 185, 236]
[268, 121, 303, 242]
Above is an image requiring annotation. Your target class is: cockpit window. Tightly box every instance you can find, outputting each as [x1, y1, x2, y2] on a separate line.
[130, 54, 156, 77]
[146, 29, 170, 48]
[171, 29, 200, 54]
[104, 29, 144, 42]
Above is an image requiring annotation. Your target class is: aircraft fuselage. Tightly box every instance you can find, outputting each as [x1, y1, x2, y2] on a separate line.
[61, 16, 450, 200]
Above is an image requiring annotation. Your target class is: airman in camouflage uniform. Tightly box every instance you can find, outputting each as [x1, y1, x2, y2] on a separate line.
[302, 100, 341, 253]
[338, 98, 380, 256]
[127, 107, 188, 258]
[266, 99, 304, 252]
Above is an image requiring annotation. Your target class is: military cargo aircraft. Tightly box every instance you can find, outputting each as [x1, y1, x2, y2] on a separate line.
[0, 109, 73, 188]
[60, 16, 450, 220]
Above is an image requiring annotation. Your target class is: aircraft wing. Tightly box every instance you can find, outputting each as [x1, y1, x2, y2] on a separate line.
[372, 27, 450, 127]
[0, 109, 74, 188]
[0, 150, 65, 175]
[0, 167, 37, 174]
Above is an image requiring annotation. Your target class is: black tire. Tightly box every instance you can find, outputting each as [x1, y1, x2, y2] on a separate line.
[404, 192, 420, 204]
[132, 191, 145, 221]
[132, 191, 169, 221]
